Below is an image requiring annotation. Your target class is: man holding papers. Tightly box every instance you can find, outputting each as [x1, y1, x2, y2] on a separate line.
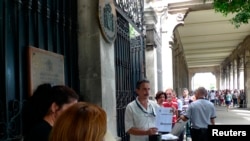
[125, 79, 159, 141]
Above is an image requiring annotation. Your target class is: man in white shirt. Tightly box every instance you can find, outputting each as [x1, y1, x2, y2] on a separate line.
[125, 79, 159, 141]
[209, 90, 216, 105]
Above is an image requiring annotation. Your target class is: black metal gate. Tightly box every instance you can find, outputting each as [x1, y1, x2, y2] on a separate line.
[114, 0, 145, 140]
[0, 0, 78, 140]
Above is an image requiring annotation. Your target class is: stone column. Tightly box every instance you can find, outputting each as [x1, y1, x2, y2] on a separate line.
[239, 57, 244, 89]
[145, 46, 158, 96]
[144, 7, 159, 96]
[233, 59, 237, 89]
[226, 65, 230, 89]
[237, 57, 240, 89]
[221, 68, 225, 89]
[77, 0, 117, 137]
[173, 46, 180, 92]
[244, 51, 250, 108]
[188, 72, 194, 91]
[215, 71, 221, 90]
[161, 11, 188, 89]
[230, 62, 234, 90]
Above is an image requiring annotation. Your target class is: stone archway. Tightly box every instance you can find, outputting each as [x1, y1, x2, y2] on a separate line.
[189, 66, 221, 90]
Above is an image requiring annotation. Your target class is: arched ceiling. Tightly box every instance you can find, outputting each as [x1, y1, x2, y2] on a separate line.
[169, 0, 250, 69]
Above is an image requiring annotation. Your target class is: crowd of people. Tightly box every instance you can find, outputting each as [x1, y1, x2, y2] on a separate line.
[124, 79, 217, 141]
[206, 89, 246, 111]
[22, 79, 246, 141]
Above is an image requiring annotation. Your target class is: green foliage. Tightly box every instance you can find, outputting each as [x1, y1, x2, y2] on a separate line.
[129, 24, 139, 38]
[129, 24, 136, 38]
[205, 0, 250, 28]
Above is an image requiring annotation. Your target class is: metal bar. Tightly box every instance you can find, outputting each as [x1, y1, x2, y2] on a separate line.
[37, 0, 45, 49]
[46, 0, 52, 51]
[55, 0, 60, 53]
[0, 0, 7, 140]
[4, 0, 18, 140]
[27, 0, 35, 47]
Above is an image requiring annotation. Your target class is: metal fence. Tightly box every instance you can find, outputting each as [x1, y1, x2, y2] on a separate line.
[0, 0, 78, 140]
[114, 0, 145, 140]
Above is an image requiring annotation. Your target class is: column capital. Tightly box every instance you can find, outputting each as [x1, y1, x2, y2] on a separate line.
[145, 24, 161, 50]
[162, 9, 189, 49]
[144, 7, 158, 25]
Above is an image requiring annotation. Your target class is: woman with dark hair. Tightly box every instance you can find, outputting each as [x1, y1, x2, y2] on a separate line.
[155, 91, 167, 107]
[23, 83, 79, 141]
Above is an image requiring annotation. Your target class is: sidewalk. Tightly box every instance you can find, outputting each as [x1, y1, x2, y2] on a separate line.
[215, 105, 250, 125]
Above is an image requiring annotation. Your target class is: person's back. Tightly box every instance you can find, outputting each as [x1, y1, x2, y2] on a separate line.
[24, 120, 52, 141]
[187, 99, 215, 129]
[180, 87, 216, 141]
[209, 90, 216, 104]
[49, 102, 107, 141]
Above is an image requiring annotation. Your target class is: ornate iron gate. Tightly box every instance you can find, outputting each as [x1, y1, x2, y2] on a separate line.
[114, 0, 145, 140]
[0, 0, 78, 140]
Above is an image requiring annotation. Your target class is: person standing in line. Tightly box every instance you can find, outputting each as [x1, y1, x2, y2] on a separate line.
[239, 89, 246, 108]
[219, 90, 225, 106]
[125, 79, 159, 141]
[164, 88, 178, 128]
[209, 90, 216, 105]
[172, 90, 183, 119]
[155, 91, 167, 107]
[163, 94, 178, 128]
[23, 83, 79, 141]
[180, 88, 193, 113]
[49, 102, 108, 141]
[179, 88, 193, 140]
[180, 87, 216, 141]
[232, 89, 239, 107]
[225, 90, 232, 111]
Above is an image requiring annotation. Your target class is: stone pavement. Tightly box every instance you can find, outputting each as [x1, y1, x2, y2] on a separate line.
[215, 105, 250, 125]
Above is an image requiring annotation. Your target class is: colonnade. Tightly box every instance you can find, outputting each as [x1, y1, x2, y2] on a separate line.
[144, 1, 249, 107]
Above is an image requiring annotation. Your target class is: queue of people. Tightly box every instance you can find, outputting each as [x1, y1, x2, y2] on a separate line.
[124, 78, 217, 141]
[22, 79, 218, 141]
[207, 89, 246, 111]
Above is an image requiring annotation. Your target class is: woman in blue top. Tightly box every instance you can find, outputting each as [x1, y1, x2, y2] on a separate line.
[225, 90, 232, 111]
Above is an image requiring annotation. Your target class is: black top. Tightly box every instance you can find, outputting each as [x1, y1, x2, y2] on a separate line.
[24, 120, 52, 141]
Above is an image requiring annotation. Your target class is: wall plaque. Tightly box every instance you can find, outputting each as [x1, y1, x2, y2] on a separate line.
[98, 0, 117, 43]
[28, 46, 65, 96]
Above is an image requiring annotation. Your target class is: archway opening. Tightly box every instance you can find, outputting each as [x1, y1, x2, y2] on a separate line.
[192, 72, 216, 91]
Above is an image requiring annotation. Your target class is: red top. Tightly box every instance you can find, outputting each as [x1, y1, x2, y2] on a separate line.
[163, 101, 178, 123]
[172, 97, 178, 103]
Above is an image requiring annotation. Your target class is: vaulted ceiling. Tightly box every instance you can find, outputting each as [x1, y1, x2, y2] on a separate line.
[169, 0, 250, 69]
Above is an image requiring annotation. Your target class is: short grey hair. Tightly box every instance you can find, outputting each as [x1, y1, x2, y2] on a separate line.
[196, 87, 207, 96]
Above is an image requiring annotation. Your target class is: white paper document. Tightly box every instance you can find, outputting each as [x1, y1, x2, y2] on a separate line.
[155, 107, 173, 132]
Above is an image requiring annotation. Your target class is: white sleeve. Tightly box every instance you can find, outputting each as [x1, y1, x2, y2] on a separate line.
[124, 104, 134, 132]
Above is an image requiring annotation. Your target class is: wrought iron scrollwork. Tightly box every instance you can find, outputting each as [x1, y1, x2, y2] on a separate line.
[114, 0, 144, 31]
[0, 100, 22, 141]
